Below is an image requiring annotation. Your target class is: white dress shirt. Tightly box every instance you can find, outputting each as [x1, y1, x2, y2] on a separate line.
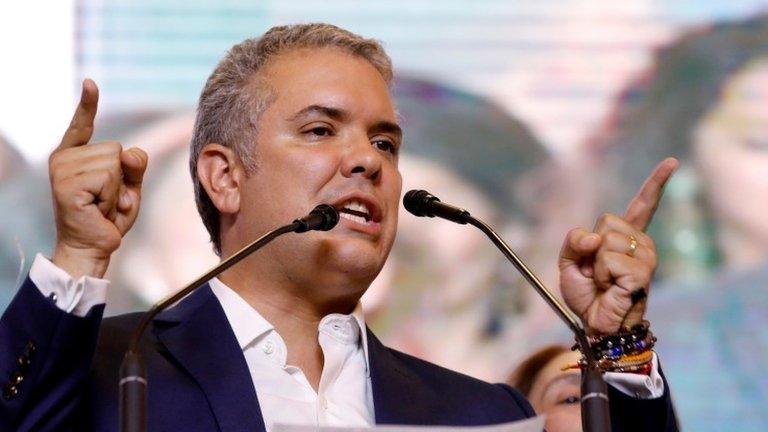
[27, 252, 664, 428]
[208, 278, 374, 430]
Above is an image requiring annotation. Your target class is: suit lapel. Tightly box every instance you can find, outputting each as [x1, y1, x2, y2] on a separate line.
[367, 329, 436, 425]
[151, 290, 437, 429]
[153, 284, 266, 432]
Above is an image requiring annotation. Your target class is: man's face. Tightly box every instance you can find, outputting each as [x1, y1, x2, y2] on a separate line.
[232, 47, 402, 297]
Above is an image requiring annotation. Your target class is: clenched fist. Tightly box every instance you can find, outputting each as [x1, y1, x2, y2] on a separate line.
[50, 79, 148, 279]
[559, 158, 678, 335]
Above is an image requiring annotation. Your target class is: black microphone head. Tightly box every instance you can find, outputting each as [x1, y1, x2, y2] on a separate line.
[403, 189, 440, 217]
[295, 204, 339, 232]
[310, 204, 339, 231]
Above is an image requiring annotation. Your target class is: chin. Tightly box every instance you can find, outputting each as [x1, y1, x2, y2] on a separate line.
[322, 236, 388, 283]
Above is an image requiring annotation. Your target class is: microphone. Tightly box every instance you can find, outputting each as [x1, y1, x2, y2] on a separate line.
[119, 205, 339, 432]
[294, 204, 340, 232]
[403, 189, 611, 432]
[403, 189, 471, 224]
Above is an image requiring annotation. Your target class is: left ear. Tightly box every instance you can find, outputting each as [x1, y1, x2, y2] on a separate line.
[196, 143, 244, 216]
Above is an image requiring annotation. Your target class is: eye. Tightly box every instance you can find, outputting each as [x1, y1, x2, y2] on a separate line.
[372, 138, 397, 155]
[307, 126, 333, 137]
[300, 122, 335, 140]
[557, 395, 580, 405]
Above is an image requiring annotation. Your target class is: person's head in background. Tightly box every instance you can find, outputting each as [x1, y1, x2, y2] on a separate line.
[508, 344, 582, 432]
[362, 76, 551, 379]
[91, 112, 218, 313]
[590, 14, 768, 281]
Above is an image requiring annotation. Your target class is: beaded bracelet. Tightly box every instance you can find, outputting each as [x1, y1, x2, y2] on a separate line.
[587, 320, 655, 359]
[568, 320, 656, 374]
[597, 349, 654, 371]
[594, 331, 656, 361]
[567, 348, 655, 374]
[588, 320, 650, 344]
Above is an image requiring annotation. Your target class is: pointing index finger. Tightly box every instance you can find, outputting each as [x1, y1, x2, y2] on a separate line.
[623, 157, 679, 231]
[59, 78, 99, 150]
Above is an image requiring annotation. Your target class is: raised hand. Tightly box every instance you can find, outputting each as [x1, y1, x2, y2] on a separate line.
[558, 158, 678, 335]
[50, 79, 148, 279]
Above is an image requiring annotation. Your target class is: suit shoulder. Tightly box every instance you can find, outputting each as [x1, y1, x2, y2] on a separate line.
[384, 346, 535, 416]
[385, 346, 497, 388]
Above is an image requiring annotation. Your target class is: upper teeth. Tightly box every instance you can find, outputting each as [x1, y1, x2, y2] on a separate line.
[344, 200, 370, 216]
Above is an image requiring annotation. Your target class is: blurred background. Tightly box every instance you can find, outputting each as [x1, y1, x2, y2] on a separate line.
[2, 1, 768, 430]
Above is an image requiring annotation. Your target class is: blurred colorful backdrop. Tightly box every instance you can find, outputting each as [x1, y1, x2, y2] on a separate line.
[2, 2, 768, 430]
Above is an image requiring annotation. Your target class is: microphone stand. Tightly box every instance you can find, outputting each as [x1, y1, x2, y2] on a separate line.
[403, 190, 610, 432]
[119, 205, 338, 432]
[465, 217, 610, 432]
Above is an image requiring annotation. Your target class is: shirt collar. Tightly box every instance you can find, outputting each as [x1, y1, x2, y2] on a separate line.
[209, 278, 274, 350]
[208, 277, 370, 371]
[351, 301, 370, 372]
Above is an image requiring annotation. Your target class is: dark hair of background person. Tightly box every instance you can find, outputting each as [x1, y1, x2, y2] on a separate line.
[507, 344, 569, 397]
[384, 75, 549, 336]
[587, 13, 768, 278]
[392, 75, 548, 221]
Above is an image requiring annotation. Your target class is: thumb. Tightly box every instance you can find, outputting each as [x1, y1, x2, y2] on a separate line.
[121, 147, 148, 188]
[559, 228, 601, 268]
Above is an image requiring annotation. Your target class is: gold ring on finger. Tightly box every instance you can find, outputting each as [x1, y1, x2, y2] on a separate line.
[627, 235, 638, 257]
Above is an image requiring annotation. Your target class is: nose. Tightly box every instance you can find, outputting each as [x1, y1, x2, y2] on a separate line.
[340, 137, 382, 182]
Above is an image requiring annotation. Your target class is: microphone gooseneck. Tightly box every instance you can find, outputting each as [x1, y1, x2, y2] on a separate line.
[119, 205, 339, 432]
[403, 189, 611, 432]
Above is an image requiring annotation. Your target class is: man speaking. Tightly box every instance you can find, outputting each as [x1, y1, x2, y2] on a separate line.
[1, 24, 677, 431]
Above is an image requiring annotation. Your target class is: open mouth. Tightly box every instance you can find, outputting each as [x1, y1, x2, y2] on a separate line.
[337, 200, 373, 224]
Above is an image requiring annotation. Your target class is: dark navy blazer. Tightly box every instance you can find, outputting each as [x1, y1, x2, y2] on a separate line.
[0, 277, 677, 431]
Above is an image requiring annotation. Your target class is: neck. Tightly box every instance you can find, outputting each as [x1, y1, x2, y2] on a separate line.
[217, 253, 361, 391]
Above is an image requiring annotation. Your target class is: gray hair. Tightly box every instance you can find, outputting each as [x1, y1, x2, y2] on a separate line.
[189, 23, 393, 255]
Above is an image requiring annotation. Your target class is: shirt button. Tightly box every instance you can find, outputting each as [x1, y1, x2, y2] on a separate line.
[319, 396, 328, 409]
[262, 341, 275, 355]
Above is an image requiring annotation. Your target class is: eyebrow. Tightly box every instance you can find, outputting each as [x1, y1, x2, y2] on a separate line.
[288, 104, 403, 140]
[371, 120, 403, 140]
[541, 373, 581, 398]
[288, 104, 349, 122]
